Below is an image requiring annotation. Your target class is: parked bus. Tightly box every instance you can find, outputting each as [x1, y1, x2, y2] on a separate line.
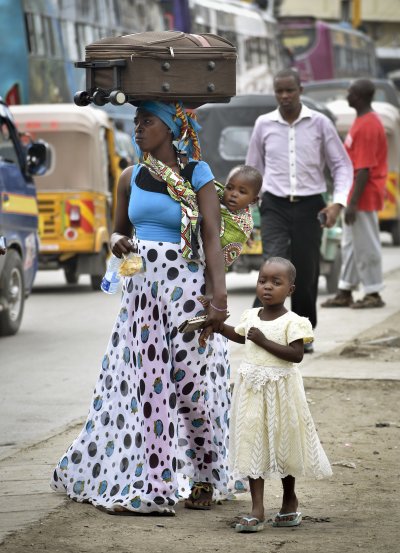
[187, 0, 283, 93]
[0, 0, 165, 106]
[1, 0, 284, 107]
[279, 16, 377, 82]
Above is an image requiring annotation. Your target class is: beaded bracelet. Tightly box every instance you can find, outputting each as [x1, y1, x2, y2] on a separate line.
[210, 302, 228, 312]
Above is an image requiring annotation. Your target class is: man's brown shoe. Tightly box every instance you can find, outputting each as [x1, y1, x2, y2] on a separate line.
[351, 294, 385, 309]
[321, 294, 353, 307]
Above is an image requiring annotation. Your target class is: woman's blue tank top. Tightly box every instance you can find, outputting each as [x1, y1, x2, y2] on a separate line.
[128, 161, 214, 242]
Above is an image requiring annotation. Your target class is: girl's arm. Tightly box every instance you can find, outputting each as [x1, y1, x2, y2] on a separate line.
[247, 327, 304, 363]
[218, 323, 245, 344]
[199, 323, 245, 348]
[110, 166, 135, 257]
[196, 180, 228, 331]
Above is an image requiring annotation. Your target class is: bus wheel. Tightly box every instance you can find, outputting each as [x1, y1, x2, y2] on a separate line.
[0, 250, 25, 336]
[64, 259, 79, 285]
[391, 220, 400, 246]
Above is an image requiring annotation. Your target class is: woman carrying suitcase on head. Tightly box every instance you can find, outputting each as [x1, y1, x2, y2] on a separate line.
[50, 101, 232, 514]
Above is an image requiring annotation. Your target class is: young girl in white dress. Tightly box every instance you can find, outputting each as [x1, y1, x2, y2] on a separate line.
[218, 257, 332, 533]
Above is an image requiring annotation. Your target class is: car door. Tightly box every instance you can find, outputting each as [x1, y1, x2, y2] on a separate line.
[0, 111, 39, 292]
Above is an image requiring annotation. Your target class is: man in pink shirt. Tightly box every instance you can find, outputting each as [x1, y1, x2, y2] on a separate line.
[246, 69, 353, 351]
[322, 79, 387, 309]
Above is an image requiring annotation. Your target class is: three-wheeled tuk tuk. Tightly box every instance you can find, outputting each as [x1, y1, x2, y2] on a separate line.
[10, 104, 133, 289]
[326, 99, 400, 245]
[196, 94, 343, 292]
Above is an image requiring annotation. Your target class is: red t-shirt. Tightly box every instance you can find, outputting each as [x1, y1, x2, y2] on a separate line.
[344, 112, 388, 210]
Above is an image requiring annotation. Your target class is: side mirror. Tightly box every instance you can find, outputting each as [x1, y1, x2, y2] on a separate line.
[26, 140, 51, 176]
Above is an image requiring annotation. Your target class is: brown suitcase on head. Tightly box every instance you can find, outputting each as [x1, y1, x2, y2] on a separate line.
[74, 31, 237, 108]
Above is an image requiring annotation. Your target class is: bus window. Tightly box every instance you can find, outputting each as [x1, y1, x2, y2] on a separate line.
[25, 13, 46, 56]
[281, 27, 316, 56]
[76, 23, 97, 60]
[61, 20, 79, 61]
[43, 17, 62, 59]
[245, 38, 261, 68]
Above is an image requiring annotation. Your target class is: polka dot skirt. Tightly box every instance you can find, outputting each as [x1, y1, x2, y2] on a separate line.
[50, 240, 232, 513]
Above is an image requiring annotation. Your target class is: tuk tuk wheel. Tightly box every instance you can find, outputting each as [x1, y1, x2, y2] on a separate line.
[90, 248, 108, 291]
[64, 259, 79, 285]
[391, 220, 400, 246]
[0, 249, 25, 336]
[325, 249, 342, 294]
[90, 275, 102, 290]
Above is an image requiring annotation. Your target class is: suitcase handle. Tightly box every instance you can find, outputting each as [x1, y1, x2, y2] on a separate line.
[75, 59, 127, 69]
[74, 59, 127, 107]
[189, 34, 211, 48]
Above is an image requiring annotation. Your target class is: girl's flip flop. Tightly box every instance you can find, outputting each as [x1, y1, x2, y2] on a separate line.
[272, 511, 302, 527]
[235, 516, 265, 533]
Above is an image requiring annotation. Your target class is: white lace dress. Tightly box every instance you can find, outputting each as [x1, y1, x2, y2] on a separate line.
[230, 309, 332, 480]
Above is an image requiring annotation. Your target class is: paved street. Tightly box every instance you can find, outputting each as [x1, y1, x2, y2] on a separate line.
[0, 236, 399, 545]
[1, 238, 399, 460]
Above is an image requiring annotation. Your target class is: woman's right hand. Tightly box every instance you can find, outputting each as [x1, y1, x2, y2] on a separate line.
[110, 233, 136, 258]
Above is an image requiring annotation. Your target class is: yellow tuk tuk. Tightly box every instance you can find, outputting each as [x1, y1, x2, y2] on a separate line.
[326, 99, 400, 245]
[10, 104, 132, 288]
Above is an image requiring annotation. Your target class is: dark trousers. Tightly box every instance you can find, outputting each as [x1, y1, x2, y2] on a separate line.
[256, 192, 325, 328]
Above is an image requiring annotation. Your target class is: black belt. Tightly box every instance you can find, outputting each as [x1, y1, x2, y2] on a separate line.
[286, 195, 305, 202]
[264, 192, 322, 203]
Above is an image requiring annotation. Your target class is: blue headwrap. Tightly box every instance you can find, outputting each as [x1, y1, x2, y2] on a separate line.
[132, 100, 202, 160]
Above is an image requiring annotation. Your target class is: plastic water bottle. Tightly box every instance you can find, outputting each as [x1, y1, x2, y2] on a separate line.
[101, 254, 122, 294]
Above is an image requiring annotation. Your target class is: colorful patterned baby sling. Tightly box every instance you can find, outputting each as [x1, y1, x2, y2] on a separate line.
[142, 154, 253, 267]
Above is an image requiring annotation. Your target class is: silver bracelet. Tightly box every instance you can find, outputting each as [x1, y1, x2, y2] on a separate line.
[210, 302, 228, 312]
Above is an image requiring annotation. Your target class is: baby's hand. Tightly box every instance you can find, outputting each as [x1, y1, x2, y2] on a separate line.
[197, 295, 211, 309]
[246, 232, 255, 247]
[247, 326, 266, 347]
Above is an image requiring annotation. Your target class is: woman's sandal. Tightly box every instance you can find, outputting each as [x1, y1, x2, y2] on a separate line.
[184, 482, 213, 510]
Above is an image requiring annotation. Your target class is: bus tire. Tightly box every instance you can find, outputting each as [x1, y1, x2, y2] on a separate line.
[0, 249, 25, 336]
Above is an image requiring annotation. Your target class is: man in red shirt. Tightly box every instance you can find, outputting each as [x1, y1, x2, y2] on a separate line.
[322, 79, 387, 308]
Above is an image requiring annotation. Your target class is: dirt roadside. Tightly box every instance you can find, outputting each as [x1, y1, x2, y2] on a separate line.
[1, 314, 399, 553]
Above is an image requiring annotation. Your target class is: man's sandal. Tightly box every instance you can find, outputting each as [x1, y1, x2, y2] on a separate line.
[184, 482, 213, 510]
[351, 294, 385, 309]
[321, 294, 353, 307]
